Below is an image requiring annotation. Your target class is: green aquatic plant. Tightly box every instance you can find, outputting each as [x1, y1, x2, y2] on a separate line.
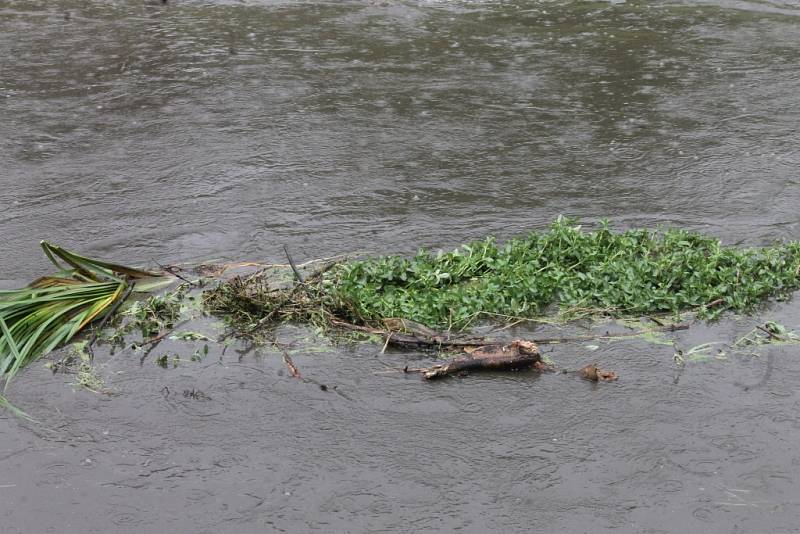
[674, 342, 728, 365]
[123, 289, 186, 338]
[0, 242, 168, 389]
[324, 218, 800, 329]
[68, 341, 106, 394]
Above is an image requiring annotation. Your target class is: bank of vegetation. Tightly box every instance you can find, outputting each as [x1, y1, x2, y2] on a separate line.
[206, 218, 800, 331]
[3, 218, 800, 410]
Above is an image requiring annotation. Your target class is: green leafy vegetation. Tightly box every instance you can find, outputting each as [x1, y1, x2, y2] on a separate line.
[673, 321, 800, 368]
[324, 218, 800, 328]
[170, 331, 214, 342]
[123, 290, 185, 339]
[207, 218, 800, 332]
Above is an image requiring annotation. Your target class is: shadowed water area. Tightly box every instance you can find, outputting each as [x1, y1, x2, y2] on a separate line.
[2, 0, 800, 532]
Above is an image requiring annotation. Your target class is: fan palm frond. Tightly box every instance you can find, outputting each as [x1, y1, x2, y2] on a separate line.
[0, 242, 170, 389]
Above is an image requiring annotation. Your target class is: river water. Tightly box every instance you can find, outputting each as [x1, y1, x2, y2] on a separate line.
[2, 0, 800, 532]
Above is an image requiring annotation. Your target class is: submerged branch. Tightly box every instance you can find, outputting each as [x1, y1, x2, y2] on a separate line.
[282, 352, 302, 379]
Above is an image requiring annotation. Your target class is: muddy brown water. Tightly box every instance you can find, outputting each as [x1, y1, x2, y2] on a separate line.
[2, 1, 800, 532]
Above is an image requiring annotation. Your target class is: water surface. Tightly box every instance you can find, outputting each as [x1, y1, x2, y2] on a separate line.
[2, 1, 800, 532]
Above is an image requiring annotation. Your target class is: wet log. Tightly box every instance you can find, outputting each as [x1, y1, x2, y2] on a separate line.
[416, 340, 543, 379]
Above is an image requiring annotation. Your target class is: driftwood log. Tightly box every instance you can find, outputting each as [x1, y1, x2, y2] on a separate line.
[411, 340, 544, 379]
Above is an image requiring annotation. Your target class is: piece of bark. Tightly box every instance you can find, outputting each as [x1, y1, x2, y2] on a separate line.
[578, 363, 618, 382]
[282, 353, 302, 378]
[421, 340, 541, 379]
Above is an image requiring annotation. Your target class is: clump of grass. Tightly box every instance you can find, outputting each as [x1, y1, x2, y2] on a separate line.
[204, 269, 330, 335]
[204, 274, 278, 326]
[324, 218, 800, 329]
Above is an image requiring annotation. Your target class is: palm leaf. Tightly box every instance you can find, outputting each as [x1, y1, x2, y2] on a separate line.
[0, 244, 173, 397]
[0, 393, 34, 422]
[0, 282, 124, 387]
[40, 242, 158, 281]
[0, 316, 22, 372]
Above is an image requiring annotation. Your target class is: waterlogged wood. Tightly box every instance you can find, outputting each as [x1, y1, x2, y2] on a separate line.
[417, 340, 543, 379]
[384, 332, 490, 351]
[282, 352, 302, 378]
[578, 363, 618, 382]
[331, 319, 496, 351]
